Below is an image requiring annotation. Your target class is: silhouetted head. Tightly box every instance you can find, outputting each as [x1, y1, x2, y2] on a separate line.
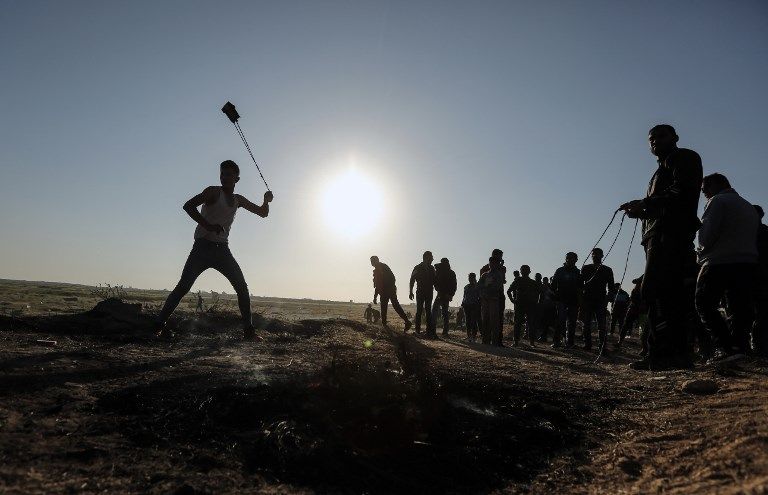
[423, 251, 434, 263]
[491, 249, 503, 260]
[370, 256, 380, 267]
[220, 160, 241, 189]
[535, 272, 542, 282]
[702, 173, 731, 200]
[591, 248, 603, 264]
[565, 252, 578, 266]
[469, 272, 477, 283]
[489, 257, 501, 269]
[441, 257, 450, 267]
[520, 265, 531, 277]
[513, 270, 520, 278]
[543, 277, 549, 285]
[614, 283, 621, 290]
[756, 205, 765, 220]
[368, 303, 372, 308]
[648, 124, 678, 159]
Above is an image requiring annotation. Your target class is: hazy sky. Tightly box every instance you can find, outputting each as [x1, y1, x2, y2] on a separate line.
[1, 1, 767, 302]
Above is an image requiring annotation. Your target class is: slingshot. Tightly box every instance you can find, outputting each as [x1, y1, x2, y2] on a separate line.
[222, 101, 270, 190]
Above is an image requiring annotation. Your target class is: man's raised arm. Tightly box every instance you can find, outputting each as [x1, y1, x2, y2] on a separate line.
[237, 191, 273, 218]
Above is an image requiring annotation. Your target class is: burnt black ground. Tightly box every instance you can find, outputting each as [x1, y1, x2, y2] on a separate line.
[1, 301, 767, 494]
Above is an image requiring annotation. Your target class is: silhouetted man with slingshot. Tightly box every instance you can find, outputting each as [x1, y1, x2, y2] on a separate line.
[155, 160, 273, 340]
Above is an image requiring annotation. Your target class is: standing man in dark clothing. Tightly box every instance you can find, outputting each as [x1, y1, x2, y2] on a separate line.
[433, 258, 458, 336]
[480, 249, 507, 346]
[621, 124, 703, 370]
[409, 251, 436, 335]
[551, 252, 583, 348]
[370, 256, 412, 331]
[580, 248, 615, 351]
[480, 257, 505, 346]
[753, 205, 768, 356]
[695, 174, 759, 362]
[610, 284, 630, 335]
[537, 277, 557, 342]
[508, 265, 540, 346]
[462, 273, 482, 341]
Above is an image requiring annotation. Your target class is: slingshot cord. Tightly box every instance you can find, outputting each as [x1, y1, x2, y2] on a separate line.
[233, 121, 270, 190]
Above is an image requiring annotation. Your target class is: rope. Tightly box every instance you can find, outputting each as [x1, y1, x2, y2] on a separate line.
[582, 210, 625, 285]
[581, 209, 620, 270]
[232, 121, 270, 190]
[594, 217, 640, 362]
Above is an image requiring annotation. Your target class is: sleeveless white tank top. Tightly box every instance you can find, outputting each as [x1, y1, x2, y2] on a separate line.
[194, 187, 239, 243]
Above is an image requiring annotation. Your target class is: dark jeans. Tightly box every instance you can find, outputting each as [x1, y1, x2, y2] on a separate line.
[514, 303, 536, 345]
[642, 235, 692, 359]
[415, 291, 434, 333]
[536, 302, 555, 341]
[463, 303, 480, 339]
[610, 303, 628, 334]
[695, 263, 756, 353]
[753, 284, 768, 355]
[158, 239, 252, 328]
[557, 301, 578, 345]
[581, 298, 607, 349]
[432, 293, 451, 335]
[482, 297, 501, 345]
[380, 289, 408, 325]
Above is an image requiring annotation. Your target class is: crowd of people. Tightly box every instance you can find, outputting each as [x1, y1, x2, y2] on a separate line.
[368, 124, 768, 371]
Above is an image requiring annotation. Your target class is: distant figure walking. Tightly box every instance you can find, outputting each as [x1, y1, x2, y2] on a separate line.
[508, 265, 540, 346]
[580, 248, 614, 351]
[462, 273, 481, 341]
[364, 303, 374, 323]
[433, 258, 457, 336]
[196, 291, 204, 313]
[610, 284, 630, 336]
[621, 124, 703, 370]
[409, 251, 436, 335]
[551, 252, 582, 348]
[154, 160, 272, 340]
[370, 256, 412, 331]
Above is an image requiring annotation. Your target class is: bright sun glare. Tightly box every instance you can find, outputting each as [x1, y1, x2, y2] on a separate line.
[321, 168, 384, 239]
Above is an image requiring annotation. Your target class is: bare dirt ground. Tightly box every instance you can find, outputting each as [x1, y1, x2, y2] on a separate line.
[1, 280, 767, 494]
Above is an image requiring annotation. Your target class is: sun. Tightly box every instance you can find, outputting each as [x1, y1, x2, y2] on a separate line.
[321, 168, 384, 239]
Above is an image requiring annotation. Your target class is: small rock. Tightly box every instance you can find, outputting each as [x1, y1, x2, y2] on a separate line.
[681, 379, 719, 395]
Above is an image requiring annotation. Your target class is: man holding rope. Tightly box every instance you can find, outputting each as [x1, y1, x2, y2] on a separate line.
[621, 124, 703, 370]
